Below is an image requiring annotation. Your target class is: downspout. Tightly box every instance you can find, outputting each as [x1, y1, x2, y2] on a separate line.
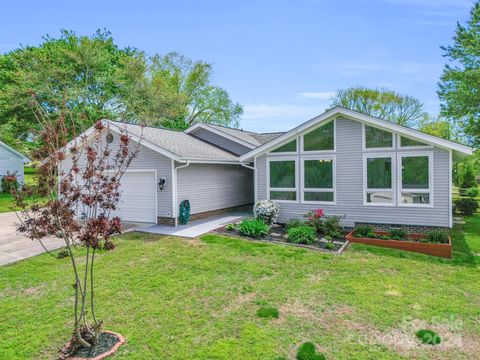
[174, 160, 190, 227]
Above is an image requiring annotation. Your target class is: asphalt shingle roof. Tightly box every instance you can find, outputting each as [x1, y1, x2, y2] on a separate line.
[207, 124, 284, 146]
[106, 121, 239, 162]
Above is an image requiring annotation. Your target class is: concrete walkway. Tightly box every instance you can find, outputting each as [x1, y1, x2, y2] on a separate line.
[138, 212, 248, 238]
[0, 211, 64, 266]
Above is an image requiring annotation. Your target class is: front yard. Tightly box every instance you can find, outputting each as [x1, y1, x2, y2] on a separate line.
[0, 217, 479, 359]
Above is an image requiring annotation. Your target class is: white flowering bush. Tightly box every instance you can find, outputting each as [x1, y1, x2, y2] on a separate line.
[253, 200, 280, 225]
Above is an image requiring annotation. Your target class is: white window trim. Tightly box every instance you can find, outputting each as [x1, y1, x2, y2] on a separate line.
[267, 157, 298, 203]
[268, 136, 299, 155]
[363, 153, 395, 207]
[301, 119, 336, 154]
[300, 155, 336, 205]
[397, 152, 434, 208]
[398, 134, 433, 150]
[362, 123, 395, 151]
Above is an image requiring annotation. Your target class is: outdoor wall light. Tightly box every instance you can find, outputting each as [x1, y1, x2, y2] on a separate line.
[158, 177, 166, 191]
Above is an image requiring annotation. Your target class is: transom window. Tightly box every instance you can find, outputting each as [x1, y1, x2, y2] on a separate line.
[268, 159, 297, 201]
[303, 121, 334, 152]
[399, 154, 432, 206]
[302, 157, 335, 203]
[364, 155, 394, 205]
[364, 125, 393, 149]
[271, 139, 297, 153]
[400, 136, 429, 147]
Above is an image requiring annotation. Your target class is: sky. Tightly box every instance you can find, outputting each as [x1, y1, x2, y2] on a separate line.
[0, 0, 473, 133]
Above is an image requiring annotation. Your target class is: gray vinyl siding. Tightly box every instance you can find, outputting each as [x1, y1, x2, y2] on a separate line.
[0, 146, 24, 189]
[190, 128, 253, 155]
[60, 131, 174, 219]
[256, 117, 451, 227]
[176, 163, 253, 214]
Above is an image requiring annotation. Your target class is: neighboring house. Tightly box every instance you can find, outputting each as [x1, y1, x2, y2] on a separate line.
[64, 106, 473, 230]
[0, 141, 29, 190]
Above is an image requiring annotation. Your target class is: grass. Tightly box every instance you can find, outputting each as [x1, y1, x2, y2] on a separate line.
[0, 167, 47, 213]
[0, 219, 479, 359]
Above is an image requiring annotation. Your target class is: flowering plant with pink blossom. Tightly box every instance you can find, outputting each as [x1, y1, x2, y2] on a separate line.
[305, 209, 325, 233]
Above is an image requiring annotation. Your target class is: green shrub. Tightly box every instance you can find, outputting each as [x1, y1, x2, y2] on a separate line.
[296, 342, 326, 360]
[455, 198, 479, 216]
[286, 218, 305, 231]
[426, 230, 449, 244]
[389, 228, 408, 241]
[416, 329, 441, 345]
[354, 225, 373, 237]
[366, 231, 376, 238]
[321, 216, 343, 239]
[465, 186, 479, 198]
[287, 226, 317, 245]
[226, 223, 236, 231]
[324, 242, 335, 250]
[1, 173, 19, 194]
[379, 235, 390, 240]
[256, 306, 279, 319]
[237, 218, 269, 239]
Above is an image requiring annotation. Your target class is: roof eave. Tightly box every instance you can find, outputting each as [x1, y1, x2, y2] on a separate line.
[239, 107, 474, 161]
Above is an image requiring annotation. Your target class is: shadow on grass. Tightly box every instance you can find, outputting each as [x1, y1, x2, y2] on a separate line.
[349, 224, 477, 268]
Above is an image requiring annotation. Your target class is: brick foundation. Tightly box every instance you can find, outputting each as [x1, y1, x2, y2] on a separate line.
[354, 222, 449, 234]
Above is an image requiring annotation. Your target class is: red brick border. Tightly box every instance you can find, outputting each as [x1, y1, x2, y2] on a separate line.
[63, 331, 125, 360]
[345, 231, 451, 258]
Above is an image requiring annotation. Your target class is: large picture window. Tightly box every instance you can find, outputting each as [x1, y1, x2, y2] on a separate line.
[399, 154, 432, 206]
[364, 155, 394, 205]
[303, 121, 334, 152]
[364, 125, 393, 149]
[268, 159, 297, 201]
[302, 157, 335, 203]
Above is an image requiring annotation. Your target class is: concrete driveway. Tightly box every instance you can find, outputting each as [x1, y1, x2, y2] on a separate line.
[0, 211, 64, 266]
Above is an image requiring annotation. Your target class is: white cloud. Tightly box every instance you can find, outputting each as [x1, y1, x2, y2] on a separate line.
[298, 91, 336, 100]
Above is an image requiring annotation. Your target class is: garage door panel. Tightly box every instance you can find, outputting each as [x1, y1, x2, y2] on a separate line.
[111, 171, 157, 223]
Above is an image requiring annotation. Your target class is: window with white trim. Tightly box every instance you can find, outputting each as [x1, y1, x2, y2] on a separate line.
[303, 121, 334, 152]
[271, 139, 297, 153]
[302, 157, 335, 203]
[268, 159, 297, 201]
[400, 136, 429, 148]
[364, 155, 394, 205]
[399, 154, 432, 206]
[364, 125, 393, 149]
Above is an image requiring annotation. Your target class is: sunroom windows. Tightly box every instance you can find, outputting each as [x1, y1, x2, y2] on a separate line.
[364, 125, 393, 149]
[303, 121, 334, 152]
[268, 159, 297, 201]
[302, 157, 335, 203]
[399, 154, 432, 206]
[271, 139, 297, 153]
[364, 155, 394, 205]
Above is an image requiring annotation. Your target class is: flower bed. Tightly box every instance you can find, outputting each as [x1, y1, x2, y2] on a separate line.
[214, 223, 348, 253]
[345, 230, 451, 258]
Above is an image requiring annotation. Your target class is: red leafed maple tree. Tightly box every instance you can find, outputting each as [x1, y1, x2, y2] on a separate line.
[13, 94, 142, 353]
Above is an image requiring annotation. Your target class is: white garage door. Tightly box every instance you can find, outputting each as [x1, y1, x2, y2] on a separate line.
[112, 170, 157, 223]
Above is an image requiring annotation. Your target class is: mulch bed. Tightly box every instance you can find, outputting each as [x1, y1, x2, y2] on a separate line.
[213, 223, 349, 254]
[60, 331, 125, 360]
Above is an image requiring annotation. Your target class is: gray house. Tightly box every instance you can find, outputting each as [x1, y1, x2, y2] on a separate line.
[0, 140, 29, 190]
[65, 107, 472, 230]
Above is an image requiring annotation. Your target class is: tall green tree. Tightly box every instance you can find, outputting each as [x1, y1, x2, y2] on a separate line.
[0, 30, 243, 151]
[118, 52, 243, 130]
[330, 86, 428, 127]
[418, 118, 454, 140]
[0, 29, 133, 151]
[438, 1, 480, 146]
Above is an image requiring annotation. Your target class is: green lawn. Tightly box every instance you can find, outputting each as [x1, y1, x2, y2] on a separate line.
[0, 167, 47, 213]
[0, 220, 479, 359]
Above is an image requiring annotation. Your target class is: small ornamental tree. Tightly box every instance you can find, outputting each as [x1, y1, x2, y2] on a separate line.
[13, 94, 142, 354]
